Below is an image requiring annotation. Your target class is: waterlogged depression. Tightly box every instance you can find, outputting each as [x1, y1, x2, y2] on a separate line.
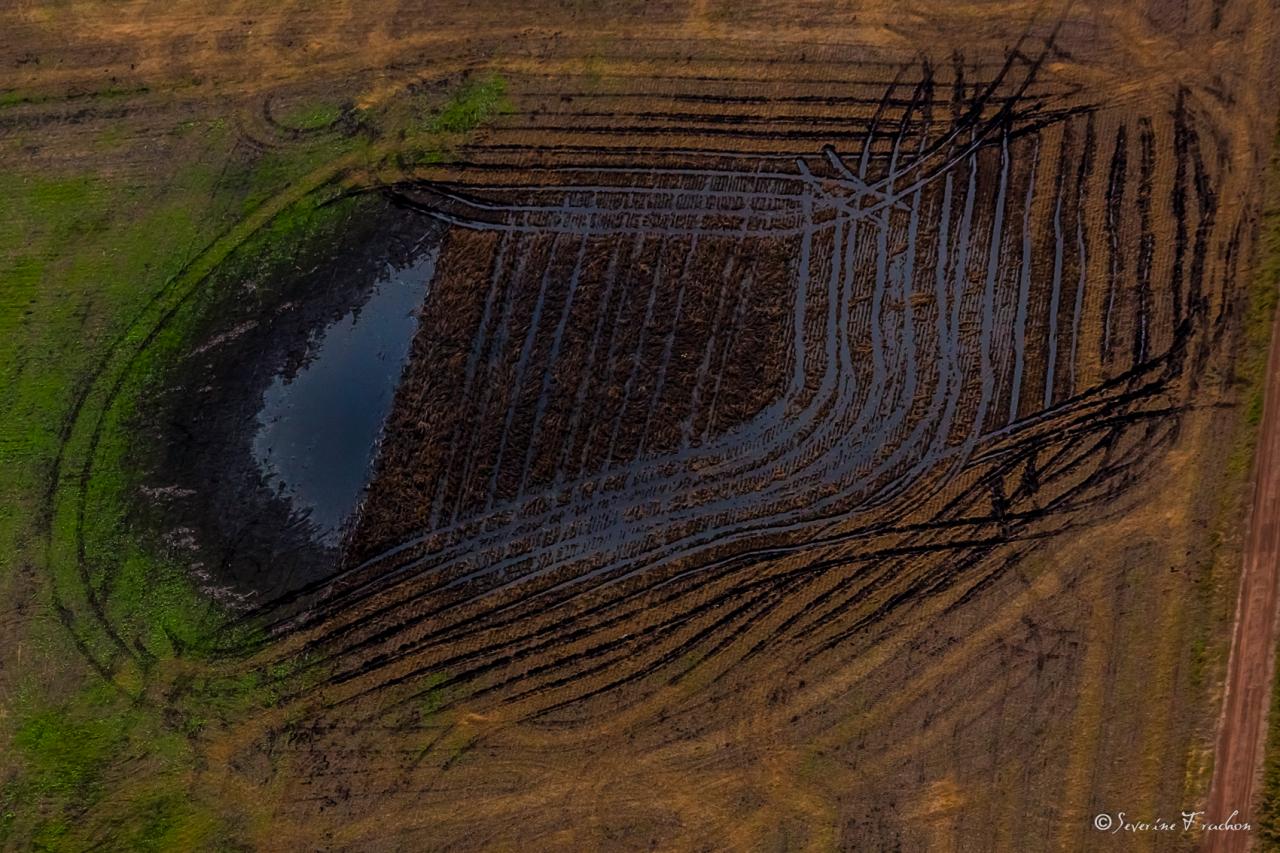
[130, 196, 444, 601]
[62, 5, 1280, 847]
[252, 248, 437, 544]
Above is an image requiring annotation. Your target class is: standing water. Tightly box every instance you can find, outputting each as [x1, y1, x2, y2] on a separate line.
[252, 245, 439, 544]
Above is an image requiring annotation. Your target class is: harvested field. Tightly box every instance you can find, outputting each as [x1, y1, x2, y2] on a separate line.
[5, 0, 1280, 850]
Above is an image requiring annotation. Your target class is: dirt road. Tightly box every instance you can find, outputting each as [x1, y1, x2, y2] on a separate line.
[1206, 304, 1280, 852]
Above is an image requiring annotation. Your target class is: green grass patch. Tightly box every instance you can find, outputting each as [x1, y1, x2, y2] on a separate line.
[0, 125, 351, 853]
[12, 690, 135, 798]
[276, 100, 344, 131]
[1240, 126, 1280, 850]
[0, 89, 28, 108]
[0, 85, 150, 110]
[1, 70, 514, 850]
[417, 672, 452, 722]
[1, 679, 213, 851]
[425, 74, 512, 134]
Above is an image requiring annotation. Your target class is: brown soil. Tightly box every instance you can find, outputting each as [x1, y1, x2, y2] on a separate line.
[1205, 302, 1280, 852]
[9, 0, 1280, 849]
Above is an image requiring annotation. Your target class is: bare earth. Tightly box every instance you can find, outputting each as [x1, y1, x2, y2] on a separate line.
[5, 0, 1280, 849]
[1207, 304, 1280, 852]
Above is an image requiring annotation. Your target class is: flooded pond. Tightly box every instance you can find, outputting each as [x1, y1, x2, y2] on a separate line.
[252, 248, 437, 544]
[130, 194, 443, 603]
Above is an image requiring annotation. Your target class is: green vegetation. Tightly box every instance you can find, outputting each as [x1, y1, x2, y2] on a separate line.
[14, 689, 139, 797]
[0, 73, 511, 850]
[1228, 135, 1280, 472]
[1262, 617, 1280, 850]
[0, 123, 349, 851]
[1241, 130, 1280, 851]
[425, 74, 512, 134]
[0, 84, 151, 110]
[418, 672, 451, 721]
[1181, 133, 1280, 844]
[277, 100, 345, 131]
[1242, 241, 1280, 431]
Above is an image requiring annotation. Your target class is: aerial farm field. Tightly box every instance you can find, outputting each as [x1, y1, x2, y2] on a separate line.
[3, 0, 1280, 850]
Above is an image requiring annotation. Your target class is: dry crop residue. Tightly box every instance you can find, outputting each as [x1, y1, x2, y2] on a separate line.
[14, 0, 1280, 848]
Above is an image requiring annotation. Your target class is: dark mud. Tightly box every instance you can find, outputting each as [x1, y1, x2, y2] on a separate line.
[233, 38, 1230, 737]
[105, 12, 1239, 778]
[128, 194, 444, 604]
[252, 245, 437, 545]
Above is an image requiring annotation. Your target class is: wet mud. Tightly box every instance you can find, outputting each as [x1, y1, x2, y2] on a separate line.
[128, 196, 445, 603]
[67, 0, 1280, 844]
[254, 45, 1217, 693]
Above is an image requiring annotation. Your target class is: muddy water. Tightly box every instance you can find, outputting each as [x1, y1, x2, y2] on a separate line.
[253, 248, 437, 544]
[131, 195, 443, 603]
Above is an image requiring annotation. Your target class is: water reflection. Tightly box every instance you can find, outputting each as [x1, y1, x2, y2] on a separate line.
[252, 246, 438, 544]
